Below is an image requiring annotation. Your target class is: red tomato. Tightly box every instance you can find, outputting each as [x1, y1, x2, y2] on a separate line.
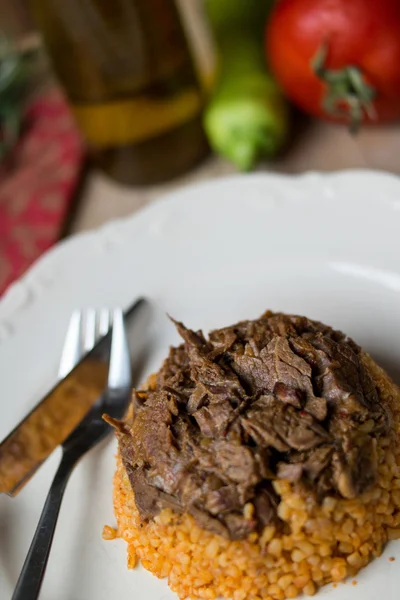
[266, 0, 400, 127]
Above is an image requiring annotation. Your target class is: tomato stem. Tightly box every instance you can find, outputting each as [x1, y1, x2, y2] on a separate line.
[311, 42, 376, 132]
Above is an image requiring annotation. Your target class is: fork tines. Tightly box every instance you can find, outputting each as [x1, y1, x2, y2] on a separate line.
[58, 308, 114, 380]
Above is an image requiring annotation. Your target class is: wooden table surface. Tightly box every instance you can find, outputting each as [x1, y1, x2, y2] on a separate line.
[70, 118, 400, 235]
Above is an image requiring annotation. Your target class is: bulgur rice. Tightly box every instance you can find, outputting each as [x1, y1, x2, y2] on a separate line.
[106, 321, 400, 600]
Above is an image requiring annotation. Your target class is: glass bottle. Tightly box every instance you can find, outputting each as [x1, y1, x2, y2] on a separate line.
[29, 0, 209, 185]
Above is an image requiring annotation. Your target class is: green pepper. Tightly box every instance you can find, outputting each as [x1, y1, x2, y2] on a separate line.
[203, 0, 289, 171]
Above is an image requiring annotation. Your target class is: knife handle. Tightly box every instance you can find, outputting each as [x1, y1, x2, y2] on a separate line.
[11, 452, 77, 600]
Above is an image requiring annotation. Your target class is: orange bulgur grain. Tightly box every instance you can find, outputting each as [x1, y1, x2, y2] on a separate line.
[102, 525, 117, 540]
[108, 353, 400, 599]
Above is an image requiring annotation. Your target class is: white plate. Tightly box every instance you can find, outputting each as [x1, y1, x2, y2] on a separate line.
[1, 170, 399, 600]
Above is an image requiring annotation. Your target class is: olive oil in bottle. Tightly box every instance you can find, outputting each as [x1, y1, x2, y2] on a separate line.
[29, 0, 209, 185]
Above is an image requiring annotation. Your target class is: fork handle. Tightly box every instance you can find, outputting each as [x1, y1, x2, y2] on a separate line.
[12, 453, 77, 600]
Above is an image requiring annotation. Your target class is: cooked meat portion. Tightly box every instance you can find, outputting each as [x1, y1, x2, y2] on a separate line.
[111, 311, 391, 540]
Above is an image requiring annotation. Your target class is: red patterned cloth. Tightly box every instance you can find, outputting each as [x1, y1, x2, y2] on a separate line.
[0, 87, 85, 296]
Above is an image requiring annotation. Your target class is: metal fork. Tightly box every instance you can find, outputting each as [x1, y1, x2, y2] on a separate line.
[12, 308, 132, 600]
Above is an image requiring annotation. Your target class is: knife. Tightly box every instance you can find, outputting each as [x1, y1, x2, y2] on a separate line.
[0, 297, 150, 496]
